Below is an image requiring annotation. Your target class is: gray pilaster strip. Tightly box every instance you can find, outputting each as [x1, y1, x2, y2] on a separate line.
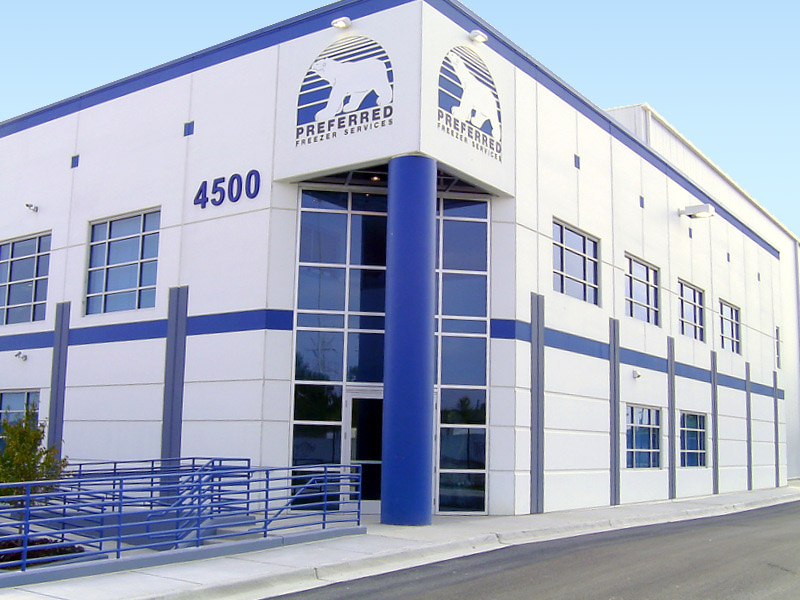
[161, 286, 189, 460]
[745, 363, 753, 491]
[47, 302, 70, 457]
[711, 351, 719, 495]
[773, 371, 780, 487]
[667, 337, 676, 499]
[609, 318, 621, 506]
[530, 293, 545, 514]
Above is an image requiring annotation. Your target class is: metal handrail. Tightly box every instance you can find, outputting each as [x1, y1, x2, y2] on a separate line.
[0, 462, 360, 573]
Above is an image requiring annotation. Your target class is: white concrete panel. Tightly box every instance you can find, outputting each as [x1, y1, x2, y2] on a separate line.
[544, 471, 609, 511]
[718, 388, 746, 417]
[718, 467, 748, 493]
[66, 340, 166, 387]
[489, 425, 517, 471]
[751, 420, 775, 443]
[274, 4, 422, 181]
[751, 395, 775, 422]
[515, 226, 537, 318]
[0, 348, 53, 390]
[489, 386, 516, 427]
[537, 87, 577, 228]
[620, 369, 668, 408]
[576, 113, 613, 240]
[676, 468, 713, 498]
[515, 428, 531, 472]
[184, 331, 266, 382]
[64, 384, 163, 422]
[515, 341, 531, 389]
[545, 394, 609, 434]
[544, 431, 609, 471]
[266, 208, 298, 310]
[183, 380, 263, 421]
[718, 439, 747, 466]
[487, 470, 517, 515]
[514, 76, 538, 232]
[69, 79, 191, 246]
[180, 211, 270, 314]
[718, 415, 747, 441]
[620, 469, 668, 504]
[490, 339, 516, 388]
[62, 421, 161, 462]
[544, 290, 608, 344]
[183, 47, 279, 222]
[260, 421, 291, 467]
[515, 388, 532, 428]
[675, 379, 712, 415]
[752, 466, 776, 490]
[752, 441, 776, 466]
[182, 421, 261, 461]
[491, 222, 516, 320]
[544, 350, 609, 400]
[419, 3, 515, 196]
[262, 380, 292, 424]
[514, 472, 532, 515]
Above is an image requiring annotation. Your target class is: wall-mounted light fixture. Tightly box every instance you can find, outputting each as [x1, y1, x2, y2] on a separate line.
[331, 16, 352, 29]
[678, 204, 716, 219]
[14, 351, 28, 362]
[632, 369, 642, 379]
[469, 29, 488, 43]
[25, 203, 38, 212]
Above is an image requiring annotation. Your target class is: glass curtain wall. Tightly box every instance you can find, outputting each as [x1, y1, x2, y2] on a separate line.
[291, 188, 489, 512]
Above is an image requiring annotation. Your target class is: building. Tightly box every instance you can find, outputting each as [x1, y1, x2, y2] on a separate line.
[1, 0, 797, 525]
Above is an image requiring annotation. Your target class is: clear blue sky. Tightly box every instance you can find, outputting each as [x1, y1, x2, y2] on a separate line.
[2, 0, 798, 237]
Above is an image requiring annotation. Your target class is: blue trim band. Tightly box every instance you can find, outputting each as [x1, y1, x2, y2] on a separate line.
[751, 382, 775, 397]
[779, 389, 785, 400]
[490, 319, 532, 343]
[69, 320, 169, 345]
[186, 309, 293, 335]
[0, 0, 779, 259]
[544, 328, 610, 360]
[620, 348, 668, 373]
[675, 362, 712, 383]
[0, 331, 54, 351]
[718, 373, 747, 391]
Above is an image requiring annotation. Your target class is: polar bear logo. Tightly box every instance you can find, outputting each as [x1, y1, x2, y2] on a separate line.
[310, 57, 393, 122]
[447, 51, 502, 141]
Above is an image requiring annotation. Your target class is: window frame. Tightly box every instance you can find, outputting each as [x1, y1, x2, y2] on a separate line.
[552, 220, 600, 306]
[85, 208, 160, 315]
[0, 391, 39, 448]
[0, 232, 51, 326]
[679, 411, 707, 468]
[626, 405, 661, 469]
[678, 280, 705, 342]
[625, 255, 660, 325]
[719, 299, 741, 354]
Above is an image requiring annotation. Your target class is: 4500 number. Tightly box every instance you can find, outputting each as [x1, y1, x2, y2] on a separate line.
[193, 170, 261, 209]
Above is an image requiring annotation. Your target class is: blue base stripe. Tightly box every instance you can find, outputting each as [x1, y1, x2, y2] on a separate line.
[620, 348, 668, 373]
[0, 331, 54, 351]
[69, 320, 168, 345]
[544, 328, 610, 360]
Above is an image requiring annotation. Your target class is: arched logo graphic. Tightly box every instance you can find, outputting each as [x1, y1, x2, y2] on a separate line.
[437, 46, 502, 161]
[296, 36, 395, 147]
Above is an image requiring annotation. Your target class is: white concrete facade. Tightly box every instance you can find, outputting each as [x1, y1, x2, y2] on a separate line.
[0, 0, 796, 516]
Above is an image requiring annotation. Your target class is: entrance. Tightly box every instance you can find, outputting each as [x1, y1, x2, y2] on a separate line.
[344, 388, 383, 511]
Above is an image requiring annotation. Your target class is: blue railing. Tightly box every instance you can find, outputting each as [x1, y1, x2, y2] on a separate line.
[0, 461, 361, 572]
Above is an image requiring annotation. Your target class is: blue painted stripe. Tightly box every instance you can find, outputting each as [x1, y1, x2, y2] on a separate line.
[675, 362, 711, 383]
[718, 373, 747, 391]
[69, 320, 168, 346]
[751, 382, 775, 397]
[186, 309, 293, 335]
[620, 348, 668, 373]
[779, 389, 785, 400]
[490, 319, 532, 343]
[0, 331, 55, 351]
[0, 0, 779, 259]
[544, 328, 610, 360]
[0, 0, 409, 138]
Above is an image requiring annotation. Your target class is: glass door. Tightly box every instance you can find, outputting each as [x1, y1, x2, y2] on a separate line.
[344, 389, 383, 512]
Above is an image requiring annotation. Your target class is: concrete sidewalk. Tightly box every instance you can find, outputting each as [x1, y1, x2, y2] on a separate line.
[4, 483, 800, 600]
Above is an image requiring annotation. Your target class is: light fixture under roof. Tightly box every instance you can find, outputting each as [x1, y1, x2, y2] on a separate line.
[331, 16, 352, 29]
[678, 204, 716, 219]
[469, 29, 488, 43]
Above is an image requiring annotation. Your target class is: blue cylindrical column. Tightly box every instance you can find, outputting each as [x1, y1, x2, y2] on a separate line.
[381, 155, 437, 525]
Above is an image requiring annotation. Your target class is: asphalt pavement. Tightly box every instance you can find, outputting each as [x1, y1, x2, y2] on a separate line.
[2, 483, 800, 600]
